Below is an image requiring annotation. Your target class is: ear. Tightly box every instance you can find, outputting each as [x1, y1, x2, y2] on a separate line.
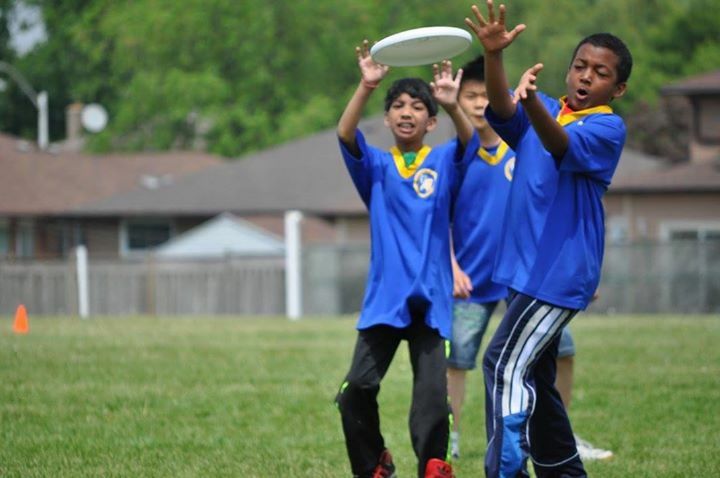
[426, 115, 438, 132]
[612, 81, 627, 100]
[384, 113, 390, 128]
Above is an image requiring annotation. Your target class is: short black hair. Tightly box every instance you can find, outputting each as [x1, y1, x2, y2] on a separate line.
[571, 33, 633, 84]
[460, 55, 485, 84]
[384, 78, 438, 117]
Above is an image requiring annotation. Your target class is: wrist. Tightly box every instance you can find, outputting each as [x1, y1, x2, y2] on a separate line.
[361, 78, 380, 90]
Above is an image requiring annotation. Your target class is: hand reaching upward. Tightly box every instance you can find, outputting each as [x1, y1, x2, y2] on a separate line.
[356, 39, 389, 87]
[465, 1, 526, 53]
[430, 60, 463, 109]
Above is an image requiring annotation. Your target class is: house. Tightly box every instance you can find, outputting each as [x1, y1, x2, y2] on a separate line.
[0, 132, 223, 260]
[154, 213, 285, 259]
[604, 70, 720, 242]
[3, 71, 718, 257]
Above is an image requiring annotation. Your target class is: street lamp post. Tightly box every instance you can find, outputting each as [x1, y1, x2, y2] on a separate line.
[0, 61, 49, 151]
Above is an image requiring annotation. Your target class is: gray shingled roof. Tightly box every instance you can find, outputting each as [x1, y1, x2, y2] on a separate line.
[609, 159, 720, 193]
[69, 115, 459, 216]
[0, 133, 222, 215]
[661, 70, 720, 96]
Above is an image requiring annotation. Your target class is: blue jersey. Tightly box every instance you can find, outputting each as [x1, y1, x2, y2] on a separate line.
[340, 129, 479, 339]
[452, 141, 515, 303]
[486, 92, 626, 309]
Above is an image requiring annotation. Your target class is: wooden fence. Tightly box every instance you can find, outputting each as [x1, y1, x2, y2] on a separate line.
[0, 257, 285, 316]
[1, 240, 718, 317]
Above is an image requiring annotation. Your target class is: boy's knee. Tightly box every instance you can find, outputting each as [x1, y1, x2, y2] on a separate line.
[335, 381, 376, 412]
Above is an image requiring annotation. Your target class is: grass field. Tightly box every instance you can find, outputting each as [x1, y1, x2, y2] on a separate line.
[1, 314, 718, 477]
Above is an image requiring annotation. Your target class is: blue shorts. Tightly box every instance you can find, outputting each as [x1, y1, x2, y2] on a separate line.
[448, 301, 498, 370]
[557, 327, 575, 358]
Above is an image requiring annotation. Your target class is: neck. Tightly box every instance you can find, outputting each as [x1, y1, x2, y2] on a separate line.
[395, 140, 424, 153]
[478, 128, 501, 148]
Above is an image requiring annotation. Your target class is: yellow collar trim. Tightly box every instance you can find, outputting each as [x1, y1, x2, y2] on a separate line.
[391, 145, 432, 179]
[556, 96, 613, 126]
[478, 141, 509, 166]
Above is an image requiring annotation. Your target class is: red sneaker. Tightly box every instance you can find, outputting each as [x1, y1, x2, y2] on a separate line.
[371, 449, 397, 478]
[424, 458, 454, 478]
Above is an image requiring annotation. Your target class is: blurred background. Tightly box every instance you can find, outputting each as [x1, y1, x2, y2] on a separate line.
[0, 0, 718, 317]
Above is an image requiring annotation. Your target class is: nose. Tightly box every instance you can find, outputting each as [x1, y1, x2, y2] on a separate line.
[579, 69, 592, 84]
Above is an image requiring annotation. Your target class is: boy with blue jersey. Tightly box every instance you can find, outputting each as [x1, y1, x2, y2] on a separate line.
[465, 2, 632, 477]
[446, 54, 515, 460]
[334, 39, 478, 478]
[447, 56, 611, 464]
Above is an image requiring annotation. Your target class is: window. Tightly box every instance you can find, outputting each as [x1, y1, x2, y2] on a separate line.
[15, 220, 34, 258]
[121, 219, 174, 255]
[661, 221, 720, 243]
[0, 220, 8, 256]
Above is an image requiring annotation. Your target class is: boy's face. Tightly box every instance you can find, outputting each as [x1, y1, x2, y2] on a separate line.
[565, 43, 627, 110]
[458, 80, 491, 132]
[384, 92, 437, 149]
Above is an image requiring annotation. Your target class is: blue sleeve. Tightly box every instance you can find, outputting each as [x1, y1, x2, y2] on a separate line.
[558, 114, 626, 185]
[338, 129, 382, 207]
[485, 97, 530, 150]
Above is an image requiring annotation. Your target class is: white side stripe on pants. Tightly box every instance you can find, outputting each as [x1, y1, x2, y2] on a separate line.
[502, 305, 571, 416]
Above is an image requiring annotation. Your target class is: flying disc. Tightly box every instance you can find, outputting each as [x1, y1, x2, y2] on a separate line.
[370, 26, 472, 67]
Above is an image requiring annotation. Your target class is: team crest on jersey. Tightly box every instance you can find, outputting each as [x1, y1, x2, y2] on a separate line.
[413, 168, 438, 198]
[504, 157, 515, 181]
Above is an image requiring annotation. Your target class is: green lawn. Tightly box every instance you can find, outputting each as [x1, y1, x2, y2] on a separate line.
[1, 315, 718, 477]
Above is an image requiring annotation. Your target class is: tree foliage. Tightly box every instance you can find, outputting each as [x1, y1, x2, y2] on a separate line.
[0, 0, 717, 158]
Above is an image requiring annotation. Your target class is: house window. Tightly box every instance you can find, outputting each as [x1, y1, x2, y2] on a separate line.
[662, 221, 720, 242]
[697, 97, 720, 144]
[15, 220, 34, 258]
[121, 219, 174, 255]
[0, 220, 8, 256]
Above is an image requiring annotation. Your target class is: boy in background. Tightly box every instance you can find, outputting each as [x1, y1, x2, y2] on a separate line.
[465, 1, 632, 476]
[335, 39, 477, 478]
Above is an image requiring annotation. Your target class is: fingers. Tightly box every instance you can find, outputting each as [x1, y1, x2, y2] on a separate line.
[432, 60, 455, 80]
[469, 4, 487, 27]
[487, 0, 496, 24]
[356, 39, 371, 59]
[454, 67, 464, 84]
[508, 24, 527, 41]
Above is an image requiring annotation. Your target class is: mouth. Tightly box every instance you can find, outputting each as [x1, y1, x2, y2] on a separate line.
[575, 88, 589, 102]
[396, 122, 415, 134]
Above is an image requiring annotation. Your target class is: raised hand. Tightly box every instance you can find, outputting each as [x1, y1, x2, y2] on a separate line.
[512, 63, 544, 104]
[465, 1, 526, 53]
[356, 39, 389, 87]
[430, 60, 463, 108]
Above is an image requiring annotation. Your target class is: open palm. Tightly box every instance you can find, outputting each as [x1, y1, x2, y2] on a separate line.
[356, 39, 389, 85]
[465, 1, 525, 53]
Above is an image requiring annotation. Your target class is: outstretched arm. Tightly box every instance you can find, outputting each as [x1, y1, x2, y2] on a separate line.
[337, 40, 390, 156]
[465, 1, 526, 120]
[514, 64, 569, 157]
[431, 60, 473, 146]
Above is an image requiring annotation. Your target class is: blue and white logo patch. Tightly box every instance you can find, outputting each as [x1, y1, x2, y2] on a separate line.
[413, 168, 438, 198]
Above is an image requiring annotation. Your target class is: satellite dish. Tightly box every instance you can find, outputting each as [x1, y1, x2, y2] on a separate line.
[81, 103, 108, 133]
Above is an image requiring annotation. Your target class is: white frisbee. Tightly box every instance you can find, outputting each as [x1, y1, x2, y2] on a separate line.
[370, 26, 472, 67]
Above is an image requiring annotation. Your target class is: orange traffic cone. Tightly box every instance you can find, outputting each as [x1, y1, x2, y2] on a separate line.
[13, 304, 29, 334]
